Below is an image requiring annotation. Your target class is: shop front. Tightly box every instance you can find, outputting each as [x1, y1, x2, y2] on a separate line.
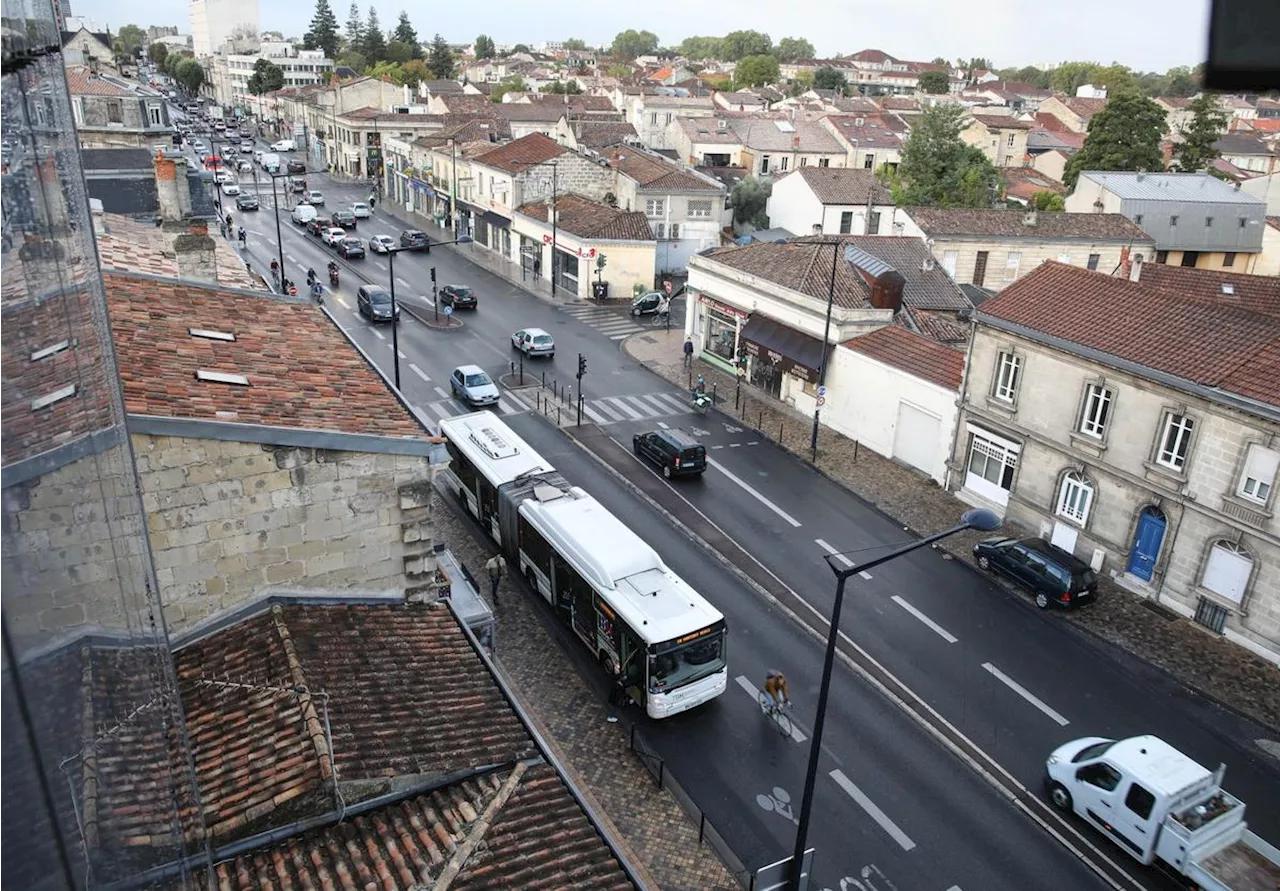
[738, 314, 828, 401]
[553, 247, 580, 297]
[693, 292, 750, 373]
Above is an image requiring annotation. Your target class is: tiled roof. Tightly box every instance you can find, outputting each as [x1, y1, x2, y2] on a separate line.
[571, 120, 639, 148]
[1034, 111, 1070, 132]
[849, 48, 898, 64]
[1028, 128, 1085, 151]
[600, 145, 719, 191]
[678, 117, 743, 144]
[1063, 97, 1109, 117]
[843, 325, 964, 389]
[878, 97, 920, 112]
[413, 118, 507, 147]
[982, 81, 1054, 99]
[788, 166, 895, 205]
[999, 166, 1066, 201]
[969, 113, 1034, 130]
[517, 194, 655, 241]
[494, 102, 578, 123]
[65, 66, 133, 96]
[471, 132, 567, 174]
[96, 215, 260, 290]
[104, 273, 425, 438]
[730, 118, 844, 153]
[1136, 263, 1280, 320]
[978, 262, 1280, 409]
[1214, 132, 1277, 156]
[906, 208, 1151, 241]
[422, 79, 465, 93]
[823, 114, 908, 151]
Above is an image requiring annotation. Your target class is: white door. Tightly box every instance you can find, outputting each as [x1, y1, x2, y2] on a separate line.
[893, 403, 942, 476]
[1202, 543, 1252, 604]
[1050, 521, 1078, 554]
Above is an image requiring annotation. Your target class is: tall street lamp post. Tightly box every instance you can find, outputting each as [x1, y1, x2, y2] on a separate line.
[786, 507, 1003, 891]
[809, 239, 842, 463]
[265, 169, 289, 291]
[383, 235, 472, 389]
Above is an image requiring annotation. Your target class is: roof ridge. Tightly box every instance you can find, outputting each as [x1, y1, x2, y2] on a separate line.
[270, 605, 335, 784]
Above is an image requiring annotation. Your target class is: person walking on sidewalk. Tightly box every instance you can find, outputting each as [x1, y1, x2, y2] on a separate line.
[683, 337, 694, 367]
[485, 553, 504, 605]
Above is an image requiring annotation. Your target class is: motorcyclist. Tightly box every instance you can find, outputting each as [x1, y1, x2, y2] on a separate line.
[306, 267, 317, 286]
[224, 212, 233, 232]
[311, 281, 324, 303]
[237, 225, 246, 247]
[327, 260, 339, 284]
[269, 259, 280, 282]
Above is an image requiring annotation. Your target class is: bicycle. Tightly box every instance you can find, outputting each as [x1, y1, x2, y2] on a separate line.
[650, 310, 670, 327]
[758, 691, 793, 737]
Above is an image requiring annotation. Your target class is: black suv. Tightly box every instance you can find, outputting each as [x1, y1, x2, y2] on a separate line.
[234, 193, 259, 210]
[400, 229, 429, 251]
[337, 237, 365, 259]
[633, 429, 706, 479]
[286, 159, 306, 174]
[439, 285, 476, 310]
[973, 536, 1098, 609]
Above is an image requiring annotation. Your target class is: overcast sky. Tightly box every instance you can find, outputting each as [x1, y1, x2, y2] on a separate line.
[78, 0, 1212, 73]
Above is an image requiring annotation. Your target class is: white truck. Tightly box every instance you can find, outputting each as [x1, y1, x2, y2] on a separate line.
[1046, 735, 1280, 891]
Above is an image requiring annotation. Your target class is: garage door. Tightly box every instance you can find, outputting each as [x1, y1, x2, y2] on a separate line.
[893, 403, 942, 475]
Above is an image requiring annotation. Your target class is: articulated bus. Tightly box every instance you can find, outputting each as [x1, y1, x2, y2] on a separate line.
[438, 412, 727, 718]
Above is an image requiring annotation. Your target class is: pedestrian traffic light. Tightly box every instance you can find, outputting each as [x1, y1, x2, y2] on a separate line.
[577, 353, 586, 378]
[430, 266, 436, 283]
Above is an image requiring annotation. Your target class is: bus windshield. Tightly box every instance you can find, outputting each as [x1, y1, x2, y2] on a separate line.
[649, 627, 726, 693]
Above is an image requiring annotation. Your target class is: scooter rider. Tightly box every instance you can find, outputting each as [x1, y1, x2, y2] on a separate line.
[327, 260, 339, 284]
[306, 267, 317, 287]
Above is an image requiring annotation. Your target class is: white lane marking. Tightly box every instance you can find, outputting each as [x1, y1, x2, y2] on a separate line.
[336, 297, 350, 308]
[830, 769, 916, 851]
[580, 402, 608, 424]
[433, 386, 450, 400]
[609, 333, 631, 341]
[590, 400, 627, 422]
[946, 886, 962, 891]
[637, 394, 678, 415]
[707, 458, 801, 528]
[733, 676, 806, 742]
[620, 397, 663, 418]
[397, 350, 407, 359]
[891, 595, 959, 644]
[494, 401, 511, 415]
[656, 420, 671, 429]
[409, 363, 430, 382]
[860, 570, 873, 580]
[649, 392, 690, 414]
[371, 329, 385, 340]
[605, 397, 646, 420]
[816, 539, 854, 568]
[981, 663, 1070, 726]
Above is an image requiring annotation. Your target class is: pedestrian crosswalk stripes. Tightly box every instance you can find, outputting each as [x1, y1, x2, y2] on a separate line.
[413, 397, 522, 430]
[578, 391, 691, 424]
[558, 304, 647, 340]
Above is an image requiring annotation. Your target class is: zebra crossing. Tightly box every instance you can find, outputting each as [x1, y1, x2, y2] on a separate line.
[578, 391, 692, 425]
[411, 397, 523, 431]
[558, 304, 647, 340]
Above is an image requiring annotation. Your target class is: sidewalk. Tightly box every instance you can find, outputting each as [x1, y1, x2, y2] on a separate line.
[435, 504, 740, 891]
[624, 328, 1280, 733]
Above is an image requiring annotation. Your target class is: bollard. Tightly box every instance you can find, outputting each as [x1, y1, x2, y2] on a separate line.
[557, 405, 561, 425]
[758, 410, 764, 431]
[519, 354, 525, 386]
[712, 383, 717, 406]
[542, 370, 546, 390]
[780, 421, 784, 444]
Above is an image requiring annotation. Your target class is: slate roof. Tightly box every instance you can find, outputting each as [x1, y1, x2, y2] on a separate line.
[678, 117, 743, 144]
[978, 262, 1280, 410]
[471, 132, 567, 174]
[969, 113, 1034, 130]
[571, 120, 640, 148]
[600, 145, 720, 191]
[1136, 263, 1280, 320]
[104, 273, 425, 438]
[517, 194, 655, 241]
[1080, 171, 1266, 204]
[906, 208, 1151, 241]
[96, 215, 260, 289]
[1214, 132, 1277, 156]
[422, 79, 466, 94]
[843, 325, 965, 390]
[786, 166, 894, 205]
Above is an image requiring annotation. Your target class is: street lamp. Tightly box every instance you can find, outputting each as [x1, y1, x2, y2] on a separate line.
[264, 169, 291, 291]
[382, 235, 472, 389]
[810, 238, 843, 463]
[786, 507, 1003, 891]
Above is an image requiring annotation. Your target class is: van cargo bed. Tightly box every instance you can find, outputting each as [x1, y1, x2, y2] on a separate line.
[1193, 833, 1280, 891]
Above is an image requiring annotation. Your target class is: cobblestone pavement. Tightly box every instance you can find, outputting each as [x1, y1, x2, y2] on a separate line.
[434, 501, 740, 891]
[624, 327, 1280, 734]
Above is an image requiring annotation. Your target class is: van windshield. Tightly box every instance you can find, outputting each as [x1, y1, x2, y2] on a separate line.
[1072, 740, 1116, 763]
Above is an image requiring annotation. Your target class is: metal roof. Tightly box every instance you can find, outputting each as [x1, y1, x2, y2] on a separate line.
[1082, 171, 1265, 205]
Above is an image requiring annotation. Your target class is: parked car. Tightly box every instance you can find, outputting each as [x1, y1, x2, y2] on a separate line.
[973, 536, 1098, 609]
[235, 193, 259, 210]
[350, 201, 371, 219]
[630, 290, 666, 316]
[286, 159, 306, 174]
[450, 365, 500, 407]
[305, 189, 324, 206]
[439, 285, 476, 310]
[357, 285, 399, 322]
[331, 209, 356, 228]
[399, 229, 429, 250]
[306, 217, 327, 236]
[369, 234, 396, 253]
[510, 327, 555, 359]
[291, 204, 318, 225]
[321, 226, 347, 245]
[633, 429, 706, 479]
[221, 183, 240, 196]
[337, 237, 365, 259]
[253, 149, 264, 164]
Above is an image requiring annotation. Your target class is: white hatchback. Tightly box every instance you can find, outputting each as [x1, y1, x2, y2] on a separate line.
[221, 183, 240, 196]
[369, 234, 396, 253]
[351, 202, 371, 219]
[510, 327, 555, 359]
[321, 227, 347, 246]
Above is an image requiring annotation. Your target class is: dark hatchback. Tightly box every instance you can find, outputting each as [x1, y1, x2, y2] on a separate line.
[356, 285, 399, 322]
[337, 237, 365, 259]
[331, 209, 356, 228]
[973, 536, 1098, 609]
[633, 429, 706, 479]
[439, 285, 477, 309]
[286, 159, 306, 174]
[234, 193, 259, 210]
[400, 229, 429, 250]
[306, 217, 326, 236]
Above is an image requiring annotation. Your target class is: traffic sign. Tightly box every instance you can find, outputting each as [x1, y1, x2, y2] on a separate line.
[443, 305, 454, 316]
[664, 280, 673, 294]
[817, 385, 827, 398]
[816, 396, 826, 407]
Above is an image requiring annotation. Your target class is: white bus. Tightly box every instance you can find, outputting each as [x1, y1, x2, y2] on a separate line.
[439, 412, 727, 718]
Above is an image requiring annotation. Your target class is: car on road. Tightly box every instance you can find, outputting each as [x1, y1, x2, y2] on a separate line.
[213, 168, 234, 183]
[270, 138, 295, 151]
[369, 234, 396, 253]
[305, 189, 324, 206]
[630, 290, 668, 316]
[237, 159, 253, 173]
[973, 536, 1098, 609]
[357, 285, 399, 322]
[439, 285, 477, 310]
[321, 226, 347, 245]
[510, 327, 555, 358]
[351, 202, 371, 219]
[239, 140, 254, 153]
[399, 229, 429, 250]
[633, 429, 706, 479]
[450, 365, 500, 407]
[290, 177, 307, 194]
[238, 128, 252, 139]
[253, 149, 264, 164]
[235, 193, 259, 210]
[336, 237, 366, 259]
[287, 159, 306, 174]
[305, 217, 326, 236]
[221, 183, 240, 196]
[291, 204, 318, 225]
[191, 139, 207, 153]
[331, 209, 356, 229]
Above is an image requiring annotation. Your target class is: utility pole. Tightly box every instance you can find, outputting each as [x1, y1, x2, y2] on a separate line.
[550, 160, 558, 299]
[576, 352, 586, 426]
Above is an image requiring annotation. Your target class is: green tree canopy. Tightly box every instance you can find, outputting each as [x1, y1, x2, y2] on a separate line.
[543, 79, 583, 94]
[391, 12, 419, 56]
[609, 29, 658, 60]
[426, 33, 454, 79]
[1028, 191, 1066, 211]
[563, 37, 588, 51]
[1050, 61, 1099, 95]
[247, 57, 285, 95]
[473, 34, 495, 59]
[774, 37, 814, 63]
[1173, 93, 1228, 172]
[788, 70, 814, 96]
[344, 1, 363, 47]
[116, 24, 146, 55]
[734, 54, 780, 87]
[813, 66, 847, 93]
[931, 56, 950, 66]
[1089, 63, 1139, 95]
[147, 41, 168, 65]
[510, 43, 531, 54]
[337, 49, 366, 73]
[1063, 92, 1167, 188]
[729, 177, 772, 228]
[918, 70, 949, 94]
[384, 39, 414, 65]
[679, 35, 722, 59]
[490, 75, 525, 102]
[304, 0, 340, 59]
[895, 103, 999, 207]
[719, 30, 771, 61]
[173, 56, 205, 94]
[1164, 66, 1200, 97]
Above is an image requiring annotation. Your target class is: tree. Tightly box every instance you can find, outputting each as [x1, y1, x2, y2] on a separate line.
[895, 103, 999, 207]
[361, 8, 386, 61]
[931, 56, 950, 66]
[345, 1, 363, 48]
[116, 24, 146, 55]
[426, 33, 454, 79]
[1164, 66, 1200, 97]
[679, 36, 722, 60]
[510, 43, 531, 55]
[390, 12, 419, 57]
[719, 30, 772, 61]
[1173, 93, 1228, 172]
[490, 75, 525, 102]
[247, 57, 285, 95]
[729, 177, 772, 228]
[1011, 65, 1051, 88]
[1050, 61, 1099, 95]
[543, 80, 583, 94]
[1063, 92, 1167, 188]
[734, 54, 780, 87]
[173, 56, 205, 94]
[1089, 63, 1139, 95]
[384, 40, 414, 64]
[918, 70, 949, 94]
[563, 37, 588, 51]
[774, 37, 814, 63]
[305, 0, 340, 59]
[1028, 191, 1066, 211]
[788, 70, 814, 96]
[400, 58, 428, 83]
[473, 34, 495, 59]
[813, 66, 847, 93]
[147, 42, 168, 65]
[609, 29, 658, 60]
[337, 50, 366, 73]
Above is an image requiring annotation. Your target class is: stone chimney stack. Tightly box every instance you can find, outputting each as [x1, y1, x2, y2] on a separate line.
[1117, 246, 1131, 279]
[174, 222, 217, 282]
[1129, 252, 1143, 283]
[90, 198, 105, 235]
[154, 152, 192, 223]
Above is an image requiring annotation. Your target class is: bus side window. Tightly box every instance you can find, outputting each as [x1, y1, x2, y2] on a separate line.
[619, 628, 643, 686]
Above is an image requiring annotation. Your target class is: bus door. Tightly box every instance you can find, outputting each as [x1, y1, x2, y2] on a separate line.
[481, 485, 500, 544]
[570, 577, 594, 642]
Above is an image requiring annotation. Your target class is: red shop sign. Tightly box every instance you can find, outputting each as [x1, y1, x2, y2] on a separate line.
[697, 293, 749, 320]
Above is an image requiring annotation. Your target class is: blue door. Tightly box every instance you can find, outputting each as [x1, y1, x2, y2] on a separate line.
[1127, 509, 1166, 582]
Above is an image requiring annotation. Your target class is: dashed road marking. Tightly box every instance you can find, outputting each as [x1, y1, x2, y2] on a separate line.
[891, 595, 959, 644]
[981, 663, 1070, 726]
[830, 769, 916, 851]
[409, 363, 430, 382]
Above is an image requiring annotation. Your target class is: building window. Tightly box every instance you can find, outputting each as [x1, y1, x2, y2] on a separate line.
[800, 156, 808, 167]
[1239, 217, 1248, 228]
[1087, 253, 1100, 270]
[1056, 472, 1094, 525]
[1238, 445, 1279, 505]
[645, 198, 664, 218]
[964, 432, 1019, 506]
[106, 99, 123, 123]
[1156, 250, 1169, 264]
[1224, 252, 1236, 267]
[760, 155, 771, 174]
[688, 199, 712, 219]
[1170, 214, 1178, 227]
[148, 104, 162, 125]
[72, 97, 84, 126]
[839, 211, 853, 234]
[1181, 251, 1199, 267]
[1004, 250, 1021, 281]
[1155, 412, 1195, 472]
[941, 250, 957, 276]
[818, 157, 830, 167]
[1205, 216, 1214, 227]
[867, 211, 881, 235]
[1079, 383, 1113, 438]
[776, 156, 787, 172]
[864, 153, 874, 169]
[1134, 214, 1143, 225]
[992, 351, 1021, 403]
[1007, 133, 1015, 147]
[1200, 540, 1252, 606]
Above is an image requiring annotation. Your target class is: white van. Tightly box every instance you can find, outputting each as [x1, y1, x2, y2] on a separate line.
[253, 149, 265, 164]
[270, 138, 295, 152]
[290, 204, 318, 225]
[260, 152, 280, 174]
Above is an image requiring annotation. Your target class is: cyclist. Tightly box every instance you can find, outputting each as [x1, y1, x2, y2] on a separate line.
[224, 212, 233, 233]
[763, 669, 790, 710]
[237, 225, 246, 247]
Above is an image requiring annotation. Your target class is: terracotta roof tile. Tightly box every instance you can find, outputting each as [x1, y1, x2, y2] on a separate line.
[843, 325, 964, 389]
[104, 273, 425, 438]
[599, 145, 719, 191]
[571, 120, 639, 148]
[905, 208, 1151, 241]
[1063, 97, 1108, 118]
[969, 113, 1034, 130]
[1136, 263, 1280, 320]
[999, 166, 1066, 201]
[787, 166, 894, 206]
[472, 132, 567, 174]
[64, 66, 133, 96]
[978, 262, 1280, 409]
[517, 194, 654, 241]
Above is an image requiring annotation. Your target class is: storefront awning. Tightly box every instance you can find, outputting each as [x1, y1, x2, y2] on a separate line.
[480, 210, 509, 229]
[739, 315, 829, 383]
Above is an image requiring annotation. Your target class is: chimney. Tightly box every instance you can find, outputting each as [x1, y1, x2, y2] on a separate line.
[1023, 210, 1037, 227]
[1129, 252, 1143, 282]
[173, 229, 217, 282]
[868, 269, 906, 313]
[1117, 246, 1131, 279]
[89, 198, 105, 235]
[154, 153, 190, 223]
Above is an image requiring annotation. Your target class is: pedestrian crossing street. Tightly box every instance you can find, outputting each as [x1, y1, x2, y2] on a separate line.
[578, 392, 692, 425]
[558, 304, 647, 340]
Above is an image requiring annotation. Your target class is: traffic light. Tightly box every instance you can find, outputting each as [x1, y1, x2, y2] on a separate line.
[430, 266, 436, 283]
[577, 353, 586, 378]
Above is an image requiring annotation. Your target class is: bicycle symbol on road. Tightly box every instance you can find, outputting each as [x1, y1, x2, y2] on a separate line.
[820, 863, 899, 891]
[756, 786, 798, 825]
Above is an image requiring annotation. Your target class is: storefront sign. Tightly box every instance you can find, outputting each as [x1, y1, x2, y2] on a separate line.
[697, 293, 749, 320]
[741, 338, 819, 383]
